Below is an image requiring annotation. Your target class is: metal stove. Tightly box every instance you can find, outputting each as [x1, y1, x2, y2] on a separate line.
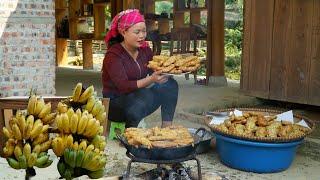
[124, 151, 202, 180]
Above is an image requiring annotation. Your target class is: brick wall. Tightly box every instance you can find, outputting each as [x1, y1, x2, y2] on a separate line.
[0, 0, 56, 97]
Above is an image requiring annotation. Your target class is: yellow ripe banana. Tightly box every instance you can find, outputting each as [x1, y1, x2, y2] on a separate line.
[32, 144, 41, 155]
[98, 126, 104, 135]
[75, 108, 82, 121]
[51, 138, 59, 156]
[70, 114, 79, 134]
[79, 140, 87, 151]
[42, 113, 56, 125]
[96, 112, 107, 125]
[54, 137, 65, 157]
[2, 127, 13, 139]
[33, 119, 42, 127]
[61, 113, 70, 133]
[38, 102, 51, 119]
[78, 85, 94, 103]
[99, 141, 106, 151]
[30, 121, 43, 140]
[88, 120, 100, 137]
[66, 108, 75, 120]
[14, 145, 23, 161]
[77, 115, 88, 134]
[86, 154, 101, 171]
[82, 151, 94, 169]
[40, 140, 52, 152]
[98, 157, 107, 170]
[87, 113, 93, 120]
[83, 118, 96, 137]
[66, 135, 74, 148]
[85, 144, 95, 155]
[27, 95, 37, 115]
[91, 101, 103, 116]
[12, 124, 22, 140]
[85, 96, 95, 112]
[72, 83, 83, 102]
[3, 141, 15, 157]
[23, 143, 32, 159]
[16, 115, 26, 138]
[41, 124, 49, 134]
[25, 115, 34, 139]
[3, 147, 14, 158]
[73, 142, 79, 151]
[57, 102, 68, 113]
[27, 153, 37, 167]
[32, 133, 49, 146]
[34, 97, 45, 116]
[55, 114, 63, 132]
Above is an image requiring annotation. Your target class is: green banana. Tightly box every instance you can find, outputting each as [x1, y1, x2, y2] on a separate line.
[7, 158, 20, 169]
[75, 150, 85, 167]
[63, 168, 73, 180]
[63, 148, 70, 166]
[36, 159, 53, 168]
[38, 152, 47, 157]
[57, 160, 66, 176]
[18, 155, 27, 169]
[68, 150, 77, 168]
[88, 169, 105, 179]
[34, 155, 49, 167]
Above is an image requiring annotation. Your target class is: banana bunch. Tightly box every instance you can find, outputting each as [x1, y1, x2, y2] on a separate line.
[84, 97, 107, 125]
[3, 114, 49, 142]
[27, 95, 55, 124]
[55, 108, 102, 138]
[54, 140, 106, 179]
[62, 146, 106, 174]
[6, 142, 53, 169]
[72, 83, 95, 104]
[2, 106, 53, 171]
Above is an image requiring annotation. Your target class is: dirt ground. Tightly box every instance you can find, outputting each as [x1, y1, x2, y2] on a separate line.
[1, 66, 319, 179]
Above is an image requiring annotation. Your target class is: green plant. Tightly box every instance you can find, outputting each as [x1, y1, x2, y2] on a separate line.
[155, 1, 173, 14]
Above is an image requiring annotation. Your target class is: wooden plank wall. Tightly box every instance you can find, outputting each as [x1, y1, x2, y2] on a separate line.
[241, 0, 275, 98]
[309, 0, 320, 105]
[241, 0, 320, 106]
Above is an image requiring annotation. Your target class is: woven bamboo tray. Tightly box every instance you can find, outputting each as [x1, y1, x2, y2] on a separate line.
[205, 108, 315, 143]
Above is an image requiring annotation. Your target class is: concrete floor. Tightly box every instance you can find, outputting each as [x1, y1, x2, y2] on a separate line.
[1, 67, 319, 179]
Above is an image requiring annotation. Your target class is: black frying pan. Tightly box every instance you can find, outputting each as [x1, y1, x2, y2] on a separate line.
[116, 128, 206, 160]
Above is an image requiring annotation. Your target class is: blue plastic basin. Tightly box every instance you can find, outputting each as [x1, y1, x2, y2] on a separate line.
[215, 133, 303, 173]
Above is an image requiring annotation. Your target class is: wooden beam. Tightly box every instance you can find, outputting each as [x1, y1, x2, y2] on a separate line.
[208, 0, 225, 77]
[82, 40, 93, 70]
[56, 39, 68, 66]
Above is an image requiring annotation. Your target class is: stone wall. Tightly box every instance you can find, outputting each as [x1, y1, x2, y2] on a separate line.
[0, 0, 55, 97]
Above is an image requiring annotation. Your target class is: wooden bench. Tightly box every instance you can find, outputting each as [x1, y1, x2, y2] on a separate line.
[0, 96, 110, 157]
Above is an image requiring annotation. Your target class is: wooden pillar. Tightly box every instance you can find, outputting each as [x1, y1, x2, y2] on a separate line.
[123, 0, 140, 9]
[111, 0, 123, 18]
[0, 108, 4, 157]
[56, 39, 68, 66]
[82, 40, 93, 70]
[207, 0, 227, 86]
[94, 4, 106, 40]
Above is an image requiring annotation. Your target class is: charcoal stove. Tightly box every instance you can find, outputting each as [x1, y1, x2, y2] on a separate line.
[124, 151, 202, 180]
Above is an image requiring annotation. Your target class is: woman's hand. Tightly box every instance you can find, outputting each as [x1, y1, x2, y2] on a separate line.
[150, 71, 168, 84]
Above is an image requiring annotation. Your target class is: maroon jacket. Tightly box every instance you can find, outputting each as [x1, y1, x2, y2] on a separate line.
[102, 43, 153, 96]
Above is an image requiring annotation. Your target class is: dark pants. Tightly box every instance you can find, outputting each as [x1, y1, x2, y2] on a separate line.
[103, 78, 179, 127]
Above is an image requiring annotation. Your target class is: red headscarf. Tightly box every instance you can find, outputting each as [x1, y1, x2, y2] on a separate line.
[105, 9, 148, 49]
